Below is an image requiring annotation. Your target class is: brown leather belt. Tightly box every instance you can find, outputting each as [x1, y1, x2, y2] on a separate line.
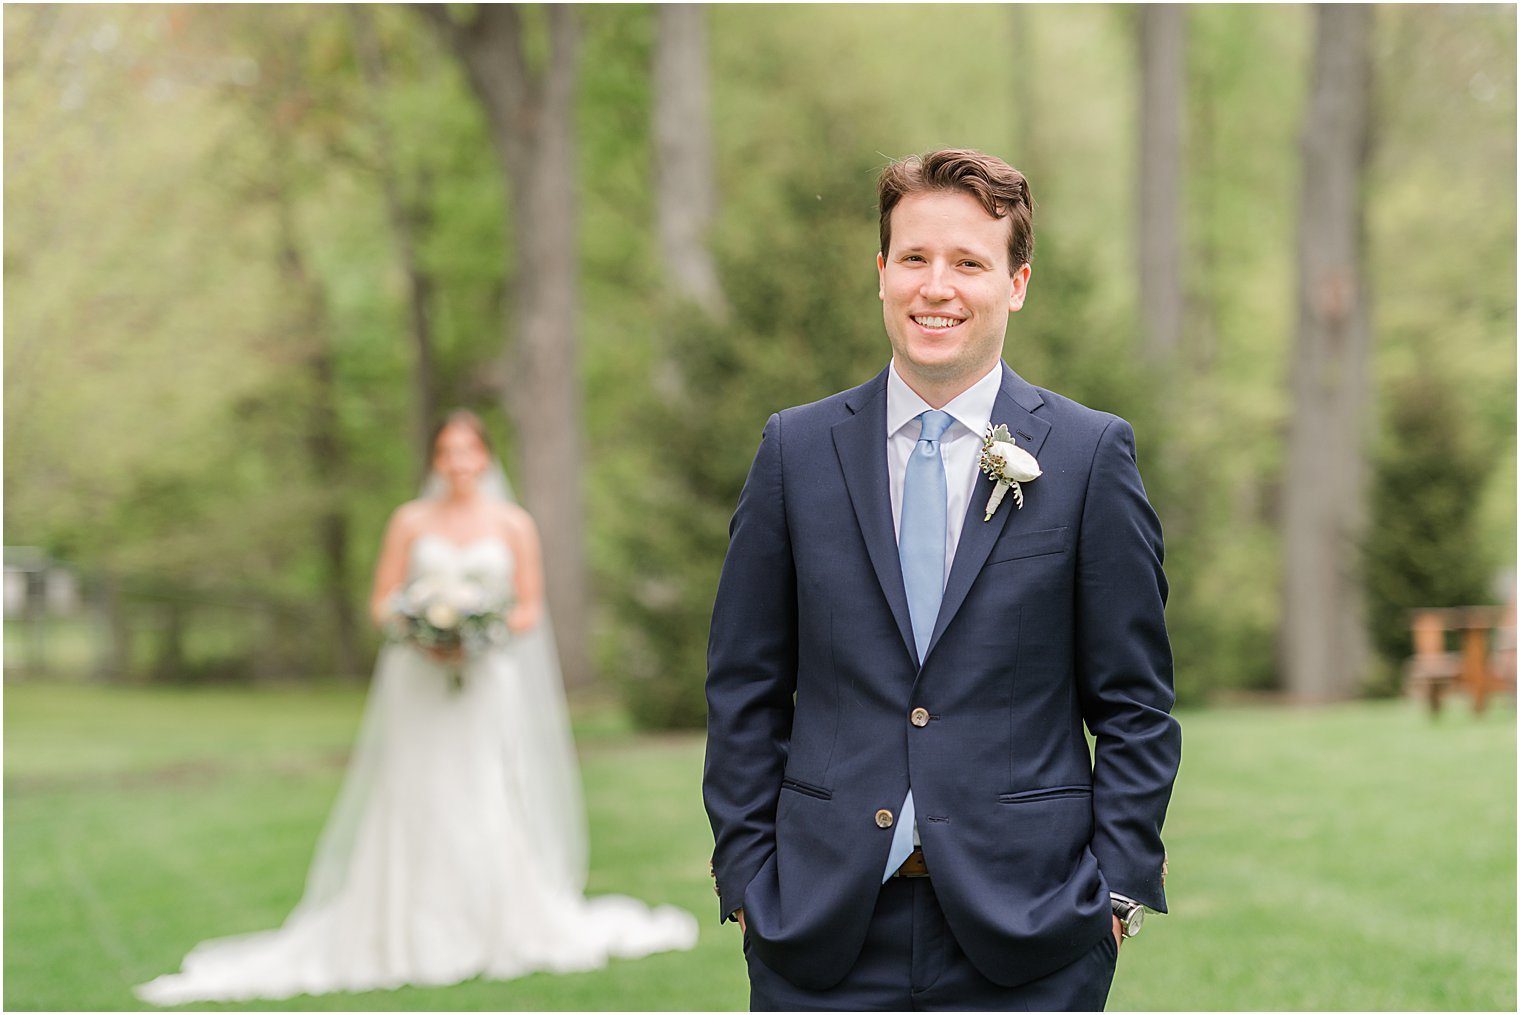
[892, 848, 929, 878]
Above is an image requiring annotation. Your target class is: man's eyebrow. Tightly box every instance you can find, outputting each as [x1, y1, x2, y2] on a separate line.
[893, 241, 994, 258]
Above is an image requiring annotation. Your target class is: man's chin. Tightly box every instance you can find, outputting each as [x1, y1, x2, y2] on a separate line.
[898, 352, 994, 386]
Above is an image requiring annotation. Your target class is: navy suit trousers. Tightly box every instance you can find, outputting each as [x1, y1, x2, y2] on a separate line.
[745, 878, 1118, 1012]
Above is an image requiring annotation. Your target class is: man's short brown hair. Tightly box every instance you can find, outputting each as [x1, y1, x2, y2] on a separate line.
[877, 148, 1034, 273]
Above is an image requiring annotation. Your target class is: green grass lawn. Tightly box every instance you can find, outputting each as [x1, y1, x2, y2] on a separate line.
[5, 683, 1514, 1011]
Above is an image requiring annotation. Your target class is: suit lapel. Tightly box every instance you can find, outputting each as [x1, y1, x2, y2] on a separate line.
[925, 365, 1052, 662]
[832, 374, 918, 664]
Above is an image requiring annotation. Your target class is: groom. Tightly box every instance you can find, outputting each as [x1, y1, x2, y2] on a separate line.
[703, 148, 1181, 1010]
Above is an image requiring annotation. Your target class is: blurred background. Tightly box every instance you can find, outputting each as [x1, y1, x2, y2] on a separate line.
[4, 4, 1515, 1011]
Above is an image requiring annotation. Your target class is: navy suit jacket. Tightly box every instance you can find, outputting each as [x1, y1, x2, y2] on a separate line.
[703, 363, 1181, 991]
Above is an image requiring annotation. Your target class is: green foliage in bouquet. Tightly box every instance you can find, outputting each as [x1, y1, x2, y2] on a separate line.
[389, 578, 509, 655]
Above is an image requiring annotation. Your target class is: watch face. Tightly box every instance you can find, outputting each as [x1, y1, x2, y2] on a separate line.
[1124, 907, 1144, 936]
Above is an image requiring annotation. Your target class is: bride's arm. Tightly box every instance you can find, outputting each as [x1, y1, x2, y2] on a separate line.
[502, 506, 544, 633]
[369, 503, 421, 628]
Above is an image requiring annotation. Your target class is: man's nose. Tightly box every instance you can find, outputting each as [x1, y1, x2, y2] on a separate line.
[919, 264, 955, 301]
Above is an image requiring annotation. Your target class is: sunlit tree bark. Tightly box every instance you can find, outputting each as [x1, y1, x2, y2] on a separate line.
[417, 5, 591, 688]
[1282, 4, 1374, 701]
[653, 4, 726, 318]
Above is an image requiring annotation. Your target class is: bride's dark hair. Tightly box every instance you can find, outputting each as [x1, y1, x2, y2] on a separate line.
[429, 409, 494, 456]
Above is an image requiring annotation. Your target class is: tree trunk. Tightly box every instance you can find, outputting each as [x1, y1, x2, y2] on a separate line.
[420, 5, 592, 688]
[1138, 4, 1185, 363]
[98, 572, 130, 682]
[350, 6, 439, 464]
[154, 599, 186, 682]
[1189, 11, 1219, 375]
[274, 174, 362, 679]
[1282, 4, 1374, 701]
[654, 4, 726, 318]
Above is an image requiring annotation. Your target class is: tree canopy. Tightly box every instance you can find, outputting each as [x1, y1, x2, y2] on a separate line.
[5, 5, 1514, 716]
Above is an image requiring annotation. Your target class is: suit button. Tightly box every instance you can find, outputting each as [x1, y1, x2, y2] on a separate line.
[910, 707, 929, 727]
[874, 808, 894, 829]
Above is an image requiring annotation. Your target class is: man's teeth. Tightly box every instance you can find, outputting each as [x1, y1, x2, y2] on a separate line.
[913, 315, 961, 329]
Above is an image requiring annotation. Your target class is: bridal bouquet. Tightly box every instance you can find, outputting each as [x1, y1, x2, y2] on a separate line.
[388, 576, 510, 685]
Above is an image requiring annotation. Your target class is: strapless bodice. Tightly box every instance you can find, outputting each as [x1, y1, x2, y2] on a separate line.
[408, 534, 515, 597]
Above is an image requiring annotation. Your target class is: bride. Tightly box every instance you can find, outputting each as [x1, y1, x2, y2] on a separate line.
[136, 410, 698, 1004]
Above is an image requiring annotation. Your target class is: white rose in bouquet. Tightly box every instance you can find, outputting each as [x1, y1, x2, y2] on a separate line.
[425, 602, 461, 630]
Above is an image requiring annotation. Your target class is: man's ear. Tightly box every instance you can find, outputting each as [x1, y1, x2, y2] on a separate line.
[1008, 263, 1032, 313]
[877, 252, 886, 301]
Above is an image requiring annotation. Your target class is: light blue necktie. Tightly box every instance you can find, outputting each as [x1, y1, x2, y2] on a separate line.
[883, 409, 953, 882]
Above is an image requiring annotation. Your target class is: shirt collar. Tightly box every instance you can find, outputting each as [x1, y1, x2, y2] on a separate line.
[886, 359, 1004, 441]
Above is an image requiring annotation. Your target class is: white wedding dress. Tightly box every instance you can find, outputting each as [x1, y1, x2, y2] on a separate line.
[136, 535, 698, 1005]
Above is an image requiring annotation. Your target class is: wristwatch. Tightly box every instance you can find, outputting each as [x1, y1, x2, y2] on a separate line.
[1111, 895, 1145, 939]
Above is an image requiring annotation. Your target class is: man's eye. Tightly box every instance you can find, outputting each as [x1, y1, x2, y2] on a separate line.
[959, 260, 983, 269]
[903, 255, 925, 263]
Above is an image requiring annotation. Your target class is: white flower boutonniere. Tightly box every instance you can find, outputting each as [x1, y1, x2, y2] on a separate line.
[979, 424, 1042, 521]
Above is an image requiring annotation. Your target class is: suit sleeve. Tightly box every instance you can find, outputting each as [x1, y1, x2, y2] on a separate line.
[1074, 417, 1181, 913]
[703, 412, 798, 923]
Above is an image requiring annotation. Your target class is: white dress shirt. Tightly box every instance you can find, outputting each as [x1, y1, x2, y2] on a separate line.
[886, 359, 1004, 581]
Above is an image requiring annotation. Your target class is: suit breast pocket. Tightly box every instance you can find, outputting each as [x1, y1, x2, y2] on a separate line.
[986, 526, 1070, 566]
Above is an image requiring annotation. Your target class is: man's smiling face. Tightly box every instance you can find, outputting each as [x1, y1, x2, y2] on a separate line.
[877, 189, 1030, 404]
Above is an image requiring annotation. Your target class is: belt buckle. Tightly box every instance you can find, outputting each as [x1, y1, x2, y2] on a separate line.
[893, 848, 929, 878]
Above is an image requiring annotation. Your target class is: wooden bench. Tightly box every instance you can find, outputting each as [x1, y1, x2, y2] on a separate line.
[1405, 604, 1516, 716]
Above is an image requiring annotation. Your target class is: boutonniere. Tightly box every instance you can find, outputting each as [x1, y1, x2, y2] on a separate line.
[979, 424, 1042, 520]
